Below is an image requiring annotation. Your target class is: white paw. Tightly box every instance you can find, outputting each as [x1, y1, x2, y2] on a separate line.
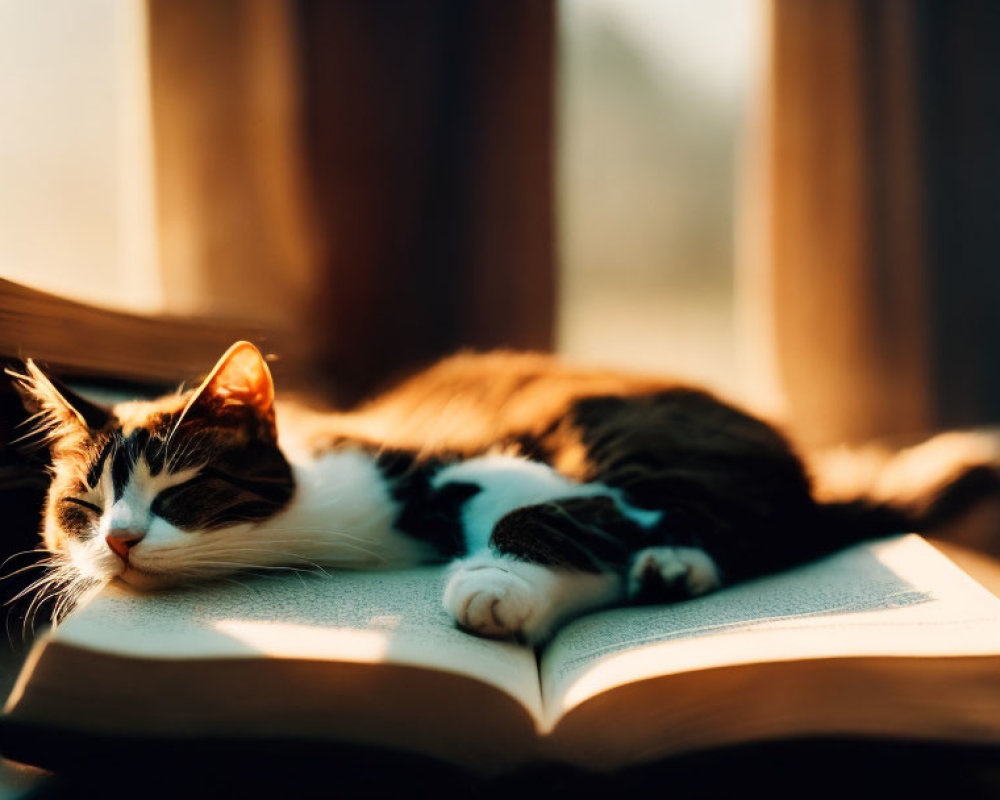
[628, 546, 721, 599]
[443, 564, 538, 637]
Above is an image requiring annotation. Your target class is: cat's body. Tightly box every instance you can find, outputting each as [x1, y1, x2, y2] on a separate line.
[10, 343, 945, 641]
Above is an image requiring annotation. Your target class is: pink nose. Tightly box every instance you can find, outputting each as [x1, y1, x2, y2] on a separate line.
[106, 529, 145, 561]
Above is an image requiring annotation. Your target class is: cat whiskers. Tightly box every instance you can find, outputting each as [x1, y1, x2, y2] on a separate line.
[0, 558, 60, 583]
[210, 526, 394, 561]
[4, 569, 60, 645]
[130, 529, 394, 581]
[49, 579, 99, 630]
[137, 550, 326, 575]
[246, 530, 392, 565]
[160, 394, 204, 466]
[162, 427, 210, 474]
[7, 563, 70, 609]
[205, 539, 387, 570]
[184, 561, 318, 588]
[6, 555, 99, 640]
[0, 547, 58, 577]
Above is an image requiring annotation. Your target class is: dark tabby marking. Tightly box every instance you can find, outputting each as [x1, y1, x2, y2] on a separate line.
[490, 497, 648, 573]
[55, 501, 96, 539]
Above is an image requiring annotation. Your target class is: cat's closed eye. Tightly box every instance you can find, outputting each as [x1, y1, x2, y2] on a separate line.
[60, 497, 102, 514]
[150, 473, 269, 531]
[150, 476, 207, 519]
[56, 497, 102, 537]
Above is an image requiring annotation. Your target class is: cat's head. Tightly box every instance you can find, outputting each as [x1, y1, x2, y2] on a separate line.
[9, 342, 295, 595]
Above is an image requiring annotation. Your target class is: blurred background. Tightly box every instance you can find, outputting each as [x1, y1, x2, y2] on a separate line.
[1, 0, 999, 449]
[3, 3, 1000, 788]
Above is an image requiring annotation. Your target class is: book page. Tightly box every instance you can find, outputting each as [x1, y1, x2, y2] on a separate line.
[539, 535, 1000, 728]
[47, 566, 542, 719]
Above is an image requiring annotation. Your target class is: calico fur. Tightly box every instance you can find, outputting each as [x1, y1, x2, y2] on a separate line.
[10, 342, 993, 642]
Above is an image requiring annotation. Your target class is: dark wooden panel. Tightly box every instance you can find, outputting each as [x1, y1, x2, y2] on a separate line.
[0, 278, 299, 386]
[296, 0, 556, 404]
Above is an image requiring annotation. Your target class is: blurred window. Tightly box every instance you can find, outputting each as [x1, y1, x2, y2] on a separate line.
[557, 0, 763, 396]
[0, 0, 158, 312]
[0, 0, 766, 398]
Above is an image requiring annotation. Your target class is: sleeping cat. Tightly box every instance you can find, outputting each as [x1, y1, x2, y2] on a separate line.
[7, 341, 957, 642]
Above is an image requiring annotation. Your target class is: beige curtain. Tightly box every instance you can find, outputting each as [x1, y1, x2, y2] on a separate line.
[745, 0, 1000, 449]
[147, 0, 320, 372]
[743, 0, 930, 449]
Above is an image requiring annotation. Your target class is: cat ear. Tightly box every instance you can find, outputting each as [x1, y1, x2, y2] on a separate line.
[6, 360, 112, 448]
[182, 341, 276, 436]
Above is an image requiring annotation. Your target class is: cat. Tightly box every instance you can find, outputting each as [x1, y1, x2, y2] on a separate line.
[8, 341, 985, 643]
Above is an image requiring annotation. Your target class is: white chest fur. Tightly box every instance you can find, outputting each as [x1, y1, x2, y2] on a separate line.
[263, 450, 432, 568]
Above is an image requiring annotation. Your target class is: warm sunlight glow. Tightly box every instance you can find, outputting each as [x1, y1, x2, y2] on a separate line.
[0, 0, 160, 311]
[213, 620, 393, 662]
[557, 0, 765, 397]
[554, 536, 1000, 715]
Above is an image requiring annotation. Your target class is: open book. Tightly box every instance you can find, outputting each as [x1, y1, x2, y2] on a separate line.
[7, 535, 1000, 774]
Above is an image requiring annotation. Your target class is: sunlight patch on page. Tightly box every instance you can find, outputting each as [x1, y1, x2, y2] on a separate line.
[545, 536, 1000, 721]
[48, 565, 544, 719]
[212, 620, 392, 662]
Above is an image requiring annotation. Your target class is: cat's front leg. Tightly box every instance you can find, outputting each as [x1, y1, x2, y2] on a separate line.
[443, 553, 621, 643]
[443, 497, 636, 642]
